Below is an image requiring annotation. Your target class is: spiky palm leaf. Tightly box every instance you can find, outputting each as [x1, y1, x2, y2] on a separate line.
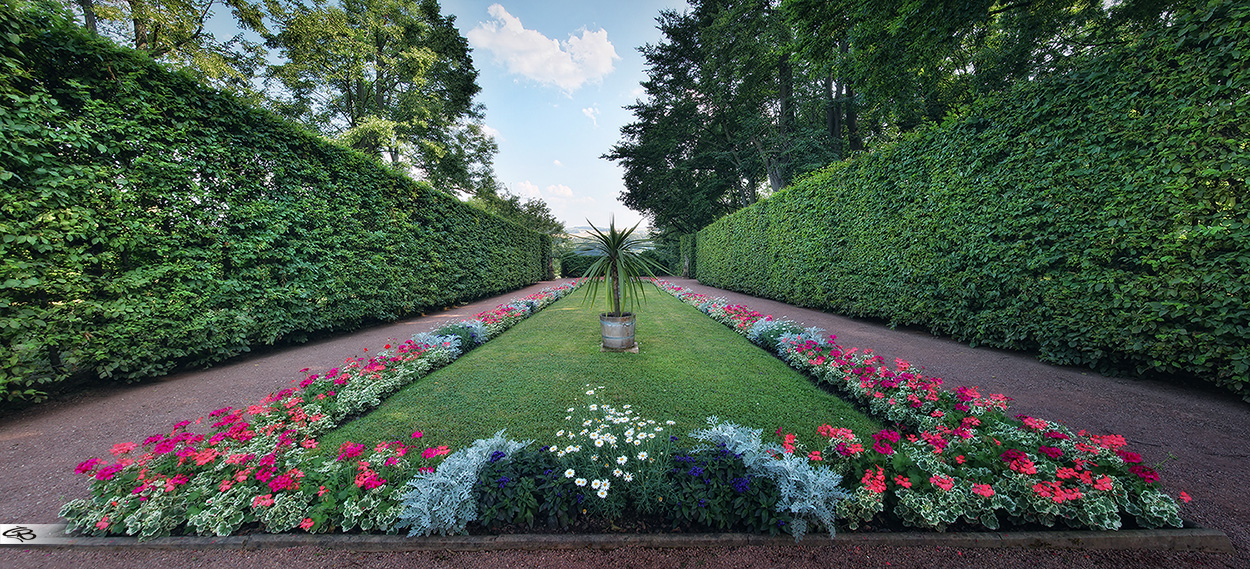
[577, 217, 663, 316]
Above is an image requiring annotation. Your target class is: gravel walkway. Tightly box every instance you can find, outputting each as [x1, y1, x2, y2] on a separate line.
[3, 278, 1245, 568]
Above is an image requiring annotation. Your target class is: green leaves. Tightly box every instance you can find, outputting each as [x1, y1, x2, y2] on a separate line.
[696, 1, 1250, 399]
[1, 7, 548, 403]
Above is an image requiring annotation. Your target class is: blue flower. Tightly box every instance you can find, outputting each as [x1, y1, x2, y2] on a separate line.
[497, 476, 510, 488]
[488, 451, 506, 463]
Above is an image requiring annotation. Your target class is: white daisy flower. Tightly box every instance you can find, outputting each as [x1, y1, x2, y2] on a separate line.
[564, 469, 576, 478]
[666, 420, 675, 425]
[617, 456, 628, 465]
[556, 430, 565, 437]
[597, 488, 608, 499]
[595, 439, 605, 447]
[613, 468, 623, 477]
[601, 480, 610, 490]
[575, 478, 587, 487]
[586, 390, 594, 395]
[564, 445, 576, 453]
[591, 479, 602, 489]
[589, 404, 598, 411]
[634, 440, 642, 445]
[623, 472, 634, 482]
[637, 451, 648, 461]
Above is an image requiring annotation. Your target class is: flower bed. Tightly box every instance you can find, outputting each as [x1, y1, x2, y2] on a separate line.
[61, 277, 1187, 541]
[649, 278, 1186, 532]
[61, 283, 580, 539]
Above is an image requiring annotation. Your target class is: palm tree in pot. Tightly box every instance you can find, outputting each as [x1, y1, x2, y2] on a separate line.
[578, 217, 661, 351]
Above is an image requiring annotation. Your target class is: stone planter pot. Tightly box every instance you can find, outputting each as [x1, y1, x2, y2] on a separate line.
[600, 313, 636, 351]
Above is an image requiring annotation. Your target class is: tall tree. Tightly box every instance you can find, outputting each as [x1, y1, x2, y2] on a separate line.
[54, 0, 269, 94]
[264, 0, 486, 192]
[606, 0, 839, 235]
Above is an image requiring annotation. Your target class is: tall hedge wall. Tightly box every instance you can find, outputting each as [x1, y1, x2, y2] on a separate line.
[695, 1, 1249, 398]
[0, 7, 549, 402]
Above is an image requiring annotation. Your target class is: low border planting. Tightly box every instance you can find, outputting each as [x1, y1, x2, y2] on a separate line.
[61, 277, 1188, 541]
[650, 278, 1185, 532]
[61, 283, 578, 539]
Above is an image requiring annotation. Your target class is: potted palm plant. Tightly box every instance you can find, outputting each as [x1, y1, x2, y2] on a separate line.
[578, 217, 662, 351]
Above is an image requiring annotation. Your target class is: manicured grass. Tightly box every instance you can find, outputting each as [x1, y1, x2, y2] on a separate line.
[318, 286, 882, 455]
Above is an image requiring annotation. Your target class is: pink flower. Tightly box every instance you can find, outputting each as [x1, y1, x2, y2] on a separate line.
[94, 463, 125, 481]
[807, 450, 822, 461]
[1130, 465, 1159, 483]
[337, 442, 366, 462]
[411, 430, 423, 439]
[76, 457, 104, 475]
[861, 467, 886, 494]
[252, 494, 274, 508]
[1115, 450, 1142, 464]
[96, 516, 110, 531]
[894, 475, 911, 489]
[929, 475, 954, 491]
[422, 446, 450, 459]
[1180, 491, 1192, 503]
[972, 483, 994, 497]
[110, 442, 138, 456]
[1038, 446, 1063, 459]
[300, 518, 315, 531]
[219, 480, 233, 492]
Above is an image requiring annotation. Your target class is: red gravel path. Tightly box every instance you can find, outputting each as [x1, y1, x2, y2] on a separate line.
[2, 279, 1245, 568]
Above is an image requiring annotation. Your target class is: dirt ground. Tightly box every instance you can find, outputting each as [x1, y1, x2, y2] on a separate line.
[2, 278, 1245, 568]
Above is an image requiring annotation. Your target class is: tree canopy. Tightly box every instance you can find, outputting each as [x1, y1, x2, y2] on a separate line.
[608, 0, 1185, 236]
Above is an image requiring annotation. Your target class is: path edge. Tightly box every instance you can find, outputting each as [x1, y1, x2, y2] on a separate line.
[9, 527, 1234, 553]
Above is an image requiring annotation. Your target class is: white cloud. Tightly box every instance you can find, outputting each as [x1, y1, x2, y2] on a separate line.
[516, 180, 542, 198]
[582, 106, 600, 127]
[553, 159, 563, 167]
[480, 124, 503, 141]
[467, 4, 619, 92]
[546, 184, 574, 198]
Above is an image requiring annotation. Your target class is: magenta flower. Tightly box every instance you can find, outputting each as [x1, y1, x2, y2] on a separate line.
[75, 457, 104, 475]
[94, 463, 124, 481]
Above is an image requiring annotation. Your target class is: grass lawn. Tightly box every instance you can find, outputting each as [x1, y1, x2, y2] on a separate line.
[318, 285, 882, 455]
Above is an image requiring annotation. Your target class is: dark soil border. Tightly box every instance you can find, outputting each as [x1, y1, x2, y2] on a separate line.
[11, 527, 1233, 553]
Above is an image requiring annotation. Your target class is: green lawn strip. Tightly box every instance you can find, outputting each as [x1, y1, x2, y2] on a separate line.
[319, 286, 881, 457]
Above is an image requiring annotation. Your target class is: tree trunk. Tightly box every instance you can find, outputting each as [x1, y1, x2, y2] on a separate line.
[846, 84, 862, 152]
[776, 53, 793, 189]
[78, 0, 98, 34]
[611, 260, 622, 316]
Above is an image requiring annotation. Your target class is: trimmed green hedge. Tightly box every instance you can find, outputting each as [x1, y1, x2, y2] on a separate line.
[695, 1, 1249, 398]
[558, 252, 595, 278]
[0, 7, 549, 402]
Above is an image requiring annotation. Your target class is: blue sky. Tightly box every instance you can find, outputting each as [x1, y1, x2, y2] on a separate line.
[441, 1, 689, 231]
[209, 0, 691, 231]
